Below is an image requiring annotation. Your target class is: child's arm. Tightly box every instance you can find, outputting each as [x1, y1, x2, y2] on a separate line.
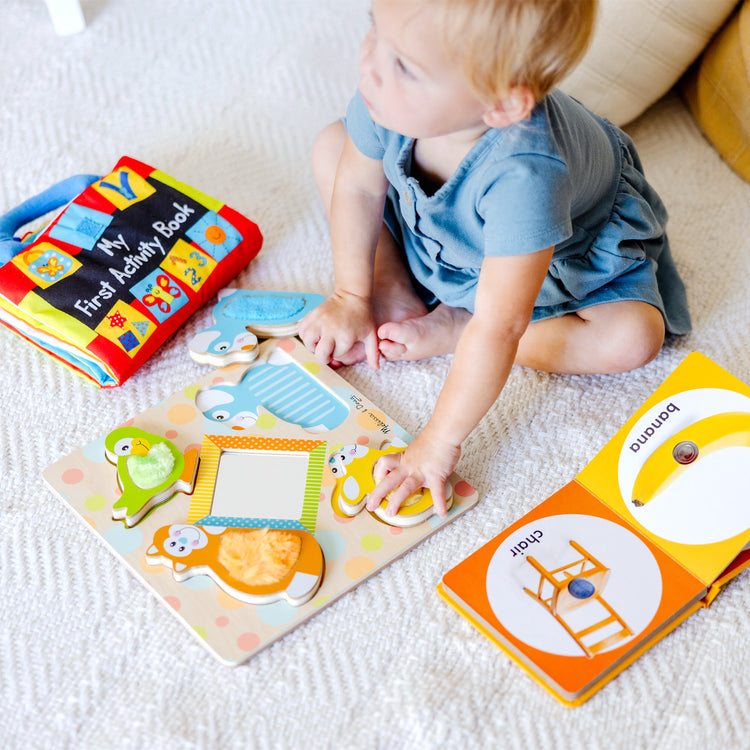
[366, 247, 554, 517]
[299, 134, 389, 369]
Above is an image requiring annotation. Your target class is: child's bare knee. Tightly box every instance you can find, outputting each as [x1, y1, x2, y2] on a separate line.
[599, 308, 665, 372]
[611, 335, 662, 372]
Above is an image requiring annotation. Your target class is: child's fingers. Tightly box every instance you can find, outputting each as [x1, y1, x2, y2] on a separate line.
[298, 313, 322, 353]
[331, 332, 360, 363]
[363, 331, 380, 370]
[365, 460, 403, 511]
[297, 313, 311, 340]
[427, 478, 448, 518]
[365, 476, 392, 511]
[383, 475, 423, 517]
[372, 452, 401, 481]
[314, 335, 337, 364]
[367, 456, 448, 519]
[367, 457, 424, 516]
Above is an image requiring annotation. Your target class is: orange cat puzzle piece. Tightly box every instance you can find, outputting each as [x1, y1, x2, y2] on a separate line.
[146, 524, 324, 606]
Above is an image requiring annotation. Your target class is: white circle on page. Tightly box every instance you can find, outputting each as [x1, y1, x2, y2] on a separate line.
[618, 389, 750, 545]
[485, 514, 661, 657]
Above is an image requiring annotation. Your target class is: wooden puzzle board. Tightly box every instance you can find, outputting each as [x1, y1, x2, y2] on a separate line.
[43, 338, 479, 665]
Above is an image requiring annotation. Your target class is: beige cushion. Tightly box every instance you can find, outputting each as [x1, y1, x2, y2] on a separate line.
[560, 0, 738, 126]
[681, 1, 750, 182]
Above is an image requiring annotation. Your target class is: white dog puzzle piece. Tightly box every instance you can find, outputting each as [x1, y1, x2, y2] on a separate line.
[188, 289, 324, 367]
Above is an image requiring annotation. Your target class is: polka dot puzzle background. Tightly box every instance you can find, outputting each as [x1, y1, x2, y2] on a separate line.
[45, 338, 478, 664]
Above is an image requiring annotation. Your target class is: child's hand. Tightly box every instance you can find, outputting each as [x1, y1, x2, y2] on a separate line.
[299, 291, 380, 369]
[365, 428, 460, 518]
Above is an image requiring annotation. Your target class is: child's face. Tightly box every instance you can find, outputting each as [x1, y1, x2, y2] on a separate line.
[358, 0, 489, 139]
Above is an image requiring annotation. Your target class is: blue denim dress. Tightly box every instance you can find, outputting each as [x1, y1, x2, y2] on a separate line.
[345, 89, 690, 334]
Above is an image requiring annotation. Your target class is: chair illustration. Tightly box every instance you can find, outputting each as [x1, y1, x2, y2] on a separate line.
[523, 540, 633, 658]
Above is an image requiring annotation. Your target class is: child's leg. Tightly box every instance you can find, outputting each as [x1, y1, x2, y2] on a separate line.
[312, 122, 428, 364]
[379, 299, 665, 374]
[314, 125, 665, 374]
[516, 300, 665, 374]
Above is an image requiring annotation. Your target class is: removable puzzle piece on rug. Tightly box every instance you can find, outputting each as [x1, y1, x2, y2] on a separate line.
[146, 524, 324, 606]
[43, 337, 480, 666]
[105, 427, 199, 527]
[188, 289, 324, 366]
[329, 442, 453, 527]
[196, 345, 351, 432]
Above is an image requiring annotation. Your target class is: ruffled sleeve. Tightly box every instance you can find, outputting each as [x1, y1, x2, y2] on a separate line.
[344, 91, 386, 161]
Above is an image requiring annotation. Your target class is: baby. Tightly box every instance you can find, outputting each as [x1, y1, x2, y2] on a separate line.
[299, 0, 690, 518]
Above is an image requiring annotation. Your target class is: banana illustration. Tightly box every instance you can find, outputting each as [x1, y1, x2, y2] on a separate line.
[631, 411, 750, 508]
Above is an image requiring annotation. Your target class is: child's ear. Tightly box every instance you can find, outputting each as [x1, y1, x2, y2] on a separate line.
[483, 86, 535, 128]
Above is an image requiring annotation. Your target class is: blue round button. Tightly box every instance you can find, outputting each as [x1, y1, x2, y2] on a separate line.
[567, 577, 596, 599]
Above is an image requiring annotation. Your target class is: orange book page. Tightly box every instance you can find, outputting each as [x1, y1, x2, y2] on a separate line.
[441, 480, 706, 699]
[576, 352, 750, 586]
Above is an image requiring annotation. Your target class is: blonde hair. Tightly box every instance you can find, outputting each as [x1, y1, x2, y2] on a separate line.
[437, 0, 597, 104]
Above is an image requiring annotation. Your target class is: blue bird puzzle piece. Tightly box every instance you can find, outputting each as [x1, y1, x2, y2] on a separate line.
[195, 345, 351, 432]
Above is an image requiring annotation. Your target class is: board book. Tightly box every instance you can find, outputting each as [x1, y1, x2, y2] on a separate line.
[438, 352, 750, 706]
[43, 337, 479, 665]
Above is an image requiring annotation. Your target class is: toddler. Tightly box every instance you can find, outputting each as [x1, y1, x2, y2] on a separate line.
[299, 0, 690, 518]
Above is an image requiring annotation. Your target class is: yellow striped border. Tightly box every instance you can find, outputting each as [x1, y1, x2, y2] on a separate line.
[186, 434, 223, 523]
[187, 434, 325, 533]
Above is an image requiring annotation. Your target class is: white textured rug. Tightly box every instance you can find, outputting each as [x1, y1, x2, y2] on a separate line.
[3, 1, 750, 748]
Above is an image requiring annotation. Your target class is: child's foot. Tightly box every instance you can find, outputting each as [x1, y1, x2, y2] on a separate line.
[378, 304, 471, 361]
[373, 283, 428, 330]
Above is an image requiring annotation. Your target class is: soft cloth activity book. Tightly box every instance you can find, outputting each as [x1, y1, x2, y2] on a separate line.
[438, 352, 750, 706]
[43, 337, 479, 665]
[0, 156, 262, 387]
